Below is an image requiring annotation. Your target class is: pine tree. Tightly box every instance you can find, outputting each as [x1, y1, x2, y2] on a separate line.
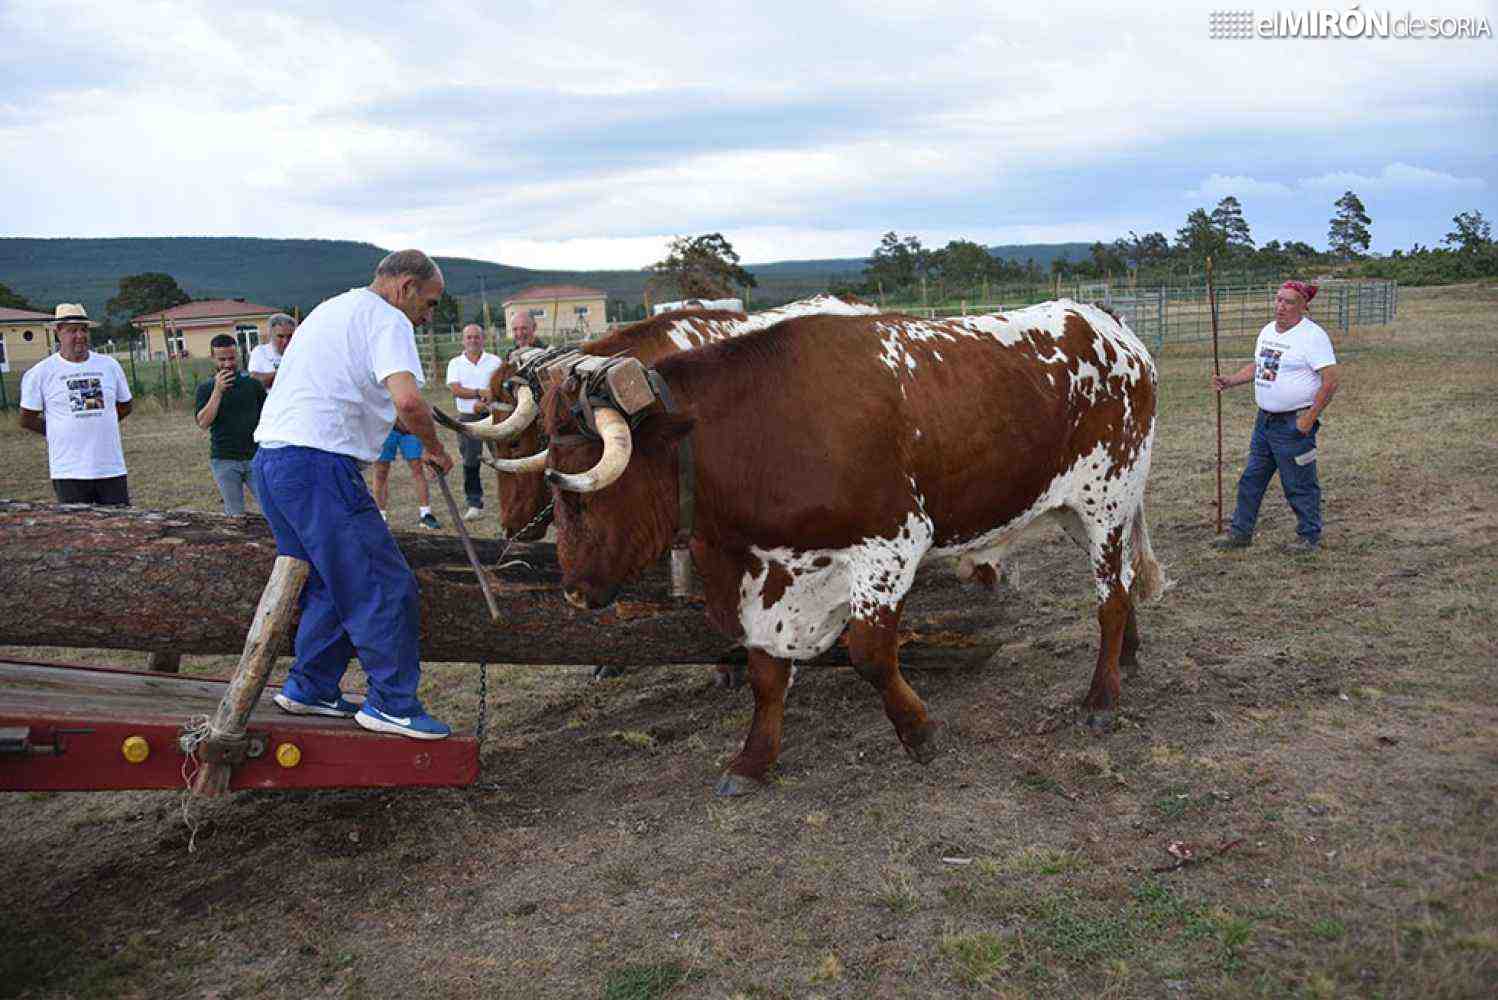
[1328, 191, 1372, 259]
[1210, 196, 1255, 252]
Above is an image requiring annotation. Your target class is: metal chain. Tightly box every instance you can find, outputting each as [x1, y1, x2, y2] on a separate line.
[475, 659, 489, 746]
[492, 501, 554, 571]
[470, 501, 551, 751]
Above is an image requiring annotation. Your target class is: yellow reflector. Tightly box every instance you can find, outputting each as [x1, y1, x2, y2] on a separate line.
[121, 736, 150, 764]
[275, 742, 302, 768]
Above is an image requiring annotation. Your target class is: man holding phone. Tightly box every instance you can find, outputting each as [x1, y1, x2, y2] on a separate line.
[195, 333, 268, 515]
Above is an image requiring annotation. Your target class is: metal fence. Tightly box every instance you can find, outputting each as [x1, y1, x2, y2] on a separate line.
[905, 279, 1398, 352]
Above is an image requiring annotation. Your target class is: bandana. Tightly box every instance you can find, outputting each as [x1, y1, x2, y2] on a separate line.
[1281, 280, 1318, 304]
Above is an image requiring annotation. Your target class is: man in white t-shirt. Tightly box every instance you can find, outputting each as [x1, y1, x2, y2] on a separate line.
[1212, 280, 1342, 553]
[445, 323, 503, 520]
[253, 250, 456, 740]
[18, 303, 134, 505]
[248, 314, 295, 388]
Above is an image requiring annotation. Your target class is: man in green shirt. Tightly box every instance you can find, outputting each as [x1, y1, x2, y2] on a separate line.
[195, 333, 268, 515]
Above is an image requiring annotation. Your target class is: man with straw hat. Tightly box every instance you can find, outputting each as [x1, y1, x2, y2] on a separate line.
[1211, 280, 1341, 554]
[17, 304, 134, 505]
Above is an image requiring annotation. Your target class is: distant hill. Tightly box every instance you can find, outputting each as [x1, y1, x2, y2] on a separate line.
[0, 238, 634, 322]
[0, 237, 1095, 321]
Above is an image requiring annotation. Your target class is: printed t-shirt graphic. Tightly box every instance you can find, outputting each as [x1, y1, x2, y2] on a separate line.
[18, 351, 132, 479]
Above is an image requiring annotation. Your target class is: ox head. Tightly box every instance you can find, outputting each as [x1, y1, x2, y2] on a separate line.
[539, 374, 693, 610]
[463, 348, 562, 539]
[484, 358, 552, 539]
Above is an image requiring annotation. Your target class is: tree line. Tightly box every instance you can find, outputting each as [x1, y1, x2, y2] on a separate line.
[854, 195, 1493, 303]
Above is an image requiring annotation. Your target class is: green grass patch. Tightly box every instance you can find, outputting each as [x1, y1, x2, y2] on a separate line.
[603, 961, 691, 1000]
[1311, 917, 1346, 940]
[940, 930, 1014, 986]
[978, 845, 1090, 877]
[875, 868, 921, 914]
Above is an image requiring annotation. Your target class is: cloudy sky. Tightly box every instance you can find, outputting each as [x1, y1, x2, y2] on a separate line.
[1, 0, 1493, 268]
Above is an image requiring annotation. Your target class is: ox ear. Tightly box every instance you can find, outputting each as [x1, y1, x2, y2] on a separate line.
[640, 410, 695, 447]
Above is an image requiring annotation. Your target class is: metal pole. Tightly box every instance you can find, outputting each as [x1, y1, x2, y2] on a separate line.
[1207, 256, 1224, 536]
[432, 470, 500, 623]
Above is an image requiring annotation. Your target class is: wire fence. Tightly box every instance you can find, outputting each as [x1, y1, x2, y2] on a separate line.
[889, 279, 1398, 352]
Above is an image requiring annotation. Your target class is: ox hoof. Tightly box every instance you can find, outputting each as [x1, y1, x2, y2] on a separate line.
[902, 720, 945, 766]
[714, 772, 761, 798]
[592, 665, 626, 682]
[1084, 710, 1116, 734]
[712, 663, 747, 690]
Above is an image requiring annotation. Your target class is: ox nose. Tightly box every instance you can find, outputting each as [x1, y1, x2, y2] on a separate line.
[563, 584, 619, 610]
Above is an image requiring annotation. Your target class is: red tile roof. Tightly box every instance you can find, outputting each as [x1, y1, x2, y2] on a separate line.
[0, 306, 55, 323]
[133, 299, 281, 323]
[502, 285, 606, 305]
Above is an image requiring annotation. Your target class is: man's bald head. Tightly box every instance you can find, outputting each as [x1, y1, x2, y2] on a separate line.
[370, 249, 445, 327]
[511, 312, 538, 348]
[461, 323, 485, 358]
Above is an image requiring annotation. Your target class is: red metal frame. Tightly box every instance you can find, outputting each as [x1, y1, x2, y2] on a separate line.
[0, 658, 478, 792]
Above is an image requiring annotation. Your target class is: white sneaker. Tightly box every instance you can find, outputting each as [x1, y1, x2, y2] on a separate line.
[463, 506, 484, 521]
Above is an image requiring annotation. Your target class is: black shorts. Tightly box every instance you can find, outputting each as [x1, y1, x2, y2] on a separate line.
[52, 475, 130, 506]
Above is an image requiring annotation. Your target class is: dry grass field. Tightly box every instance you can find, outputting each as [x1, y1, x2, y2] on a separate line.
[1, 284, 1495, 999]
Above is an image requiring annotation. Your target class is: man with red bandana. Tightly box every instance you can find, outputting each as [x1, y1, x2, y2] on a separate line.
[1211, 280, 1341, 553]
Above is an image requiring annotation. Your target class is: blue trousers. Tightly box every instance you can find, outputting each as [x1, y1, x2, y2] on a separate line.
[1230, 410, 1322, 542]
[252, 446, 425, 716]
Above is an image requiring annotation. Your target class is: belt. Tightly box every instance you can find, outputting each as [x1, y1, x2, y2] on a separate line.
[1260, 408, 1308, 423]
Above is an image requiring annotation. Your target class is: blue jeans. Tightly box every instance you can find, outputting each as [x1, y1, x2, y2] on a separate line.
[209, 458, 256, 515]
[458, 412, 486, 508]
[252, 446, 426, 716]
[1230, 410, 1322, 542]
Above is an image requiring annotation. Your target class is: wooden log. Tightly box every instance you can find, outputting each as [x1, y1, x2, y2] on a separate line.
[190, 555, 309, 797]
[0, 501, 1008, 668]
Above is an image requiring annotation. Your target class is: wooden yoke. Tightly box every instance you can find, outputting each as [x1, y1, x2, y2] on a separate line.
[190, 555, 309, 797]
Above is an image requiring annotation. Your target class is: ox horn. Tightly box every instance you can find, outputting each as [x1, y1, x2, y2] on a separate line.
[485, 449, 549, 474]
[546, 407, 632, 493]
[465, 385, 537, 442]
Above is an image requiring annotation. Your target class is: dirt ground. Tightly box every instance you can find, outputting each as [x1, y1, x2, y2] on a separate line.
[2, 284, 1495, 999]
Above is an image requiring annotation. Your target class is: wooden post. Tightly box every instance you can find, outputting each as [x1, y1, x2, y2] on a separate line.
[190, 555, 309, 797]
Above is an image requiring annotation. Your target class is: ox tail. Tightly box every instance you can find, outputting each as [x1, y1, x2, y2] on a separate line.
[1128, 500, 1168, 604]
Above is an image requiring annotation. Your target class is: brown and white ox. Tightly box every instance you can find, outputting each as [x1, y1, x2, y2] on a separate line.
[466, 294, 882, 542]
[534, 300, 1166, 795]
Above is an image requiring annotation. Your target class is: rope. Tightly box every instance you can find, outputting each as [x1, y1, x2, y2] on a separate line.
[177, 713, 212, 853]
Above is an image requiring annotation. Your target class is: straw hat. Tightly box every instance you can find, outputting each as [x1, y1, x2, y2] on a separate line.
[53, 303, 96, 327]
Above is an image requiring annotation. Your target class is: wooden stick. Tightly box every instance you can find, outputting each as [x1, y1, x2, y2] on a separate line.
[191, 554, 309, 797]
[433, 471, 501, 623]
[1207, 255, 1223, 535]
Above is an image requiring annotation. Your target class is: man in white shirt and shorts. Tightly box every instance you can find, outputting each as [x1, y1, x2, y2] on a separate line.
[253, 251, 456, 739]
[1212, 280, 1342, 554]
[445, 323, 502, 520]
[18, 303, 134, 505]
